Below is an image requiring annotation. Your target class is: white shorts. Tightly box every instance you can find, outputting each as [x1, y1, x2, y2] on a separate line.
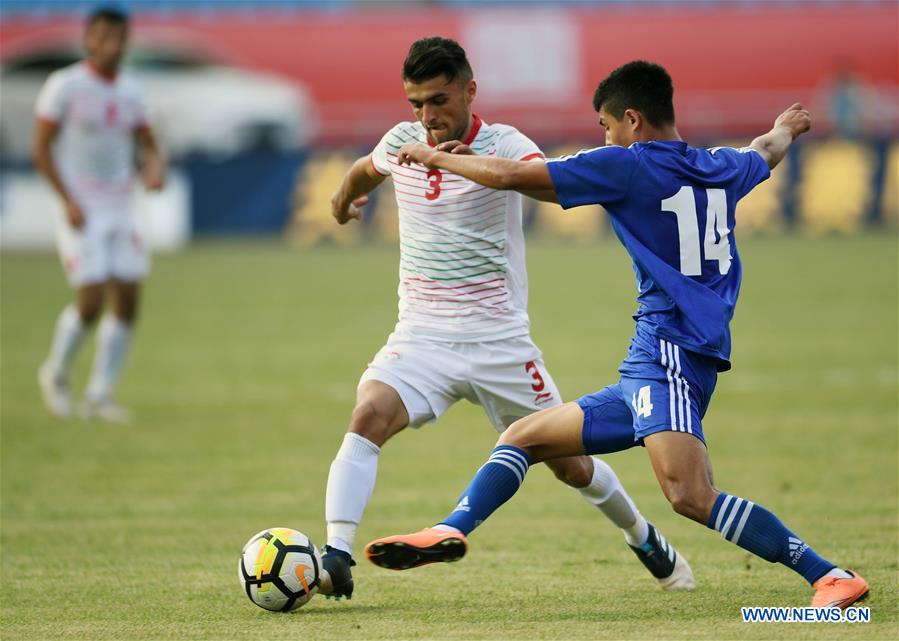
[359, 331, 561, 431]
[55, 206, 149, 287]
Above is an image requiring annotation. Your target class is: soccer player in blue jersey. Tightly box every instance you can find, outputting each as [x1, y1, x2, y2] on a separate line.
[364, 61, 869, 609]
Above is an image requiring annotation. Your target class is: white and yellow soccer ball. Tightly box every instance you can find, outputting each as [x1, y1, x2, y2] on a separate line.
[238, 527, 322, 612]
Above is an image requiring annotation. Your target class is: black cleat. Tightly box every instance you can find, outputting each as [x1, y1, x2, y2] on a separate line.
[321, 546, 356, 600]
[628, 523, 695, 590]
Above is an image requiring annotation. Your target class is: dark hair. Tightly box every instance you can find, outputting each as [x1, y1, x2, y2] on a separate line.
[592, 61, 675, 127]
[403, 37, 473, 85]
[87, 3, 130, 29]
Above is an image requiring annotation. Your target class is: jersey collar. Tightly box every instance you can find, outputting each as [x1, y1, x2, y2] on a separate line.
[426, 113, 482, 148]
[86, 60, 119, 84]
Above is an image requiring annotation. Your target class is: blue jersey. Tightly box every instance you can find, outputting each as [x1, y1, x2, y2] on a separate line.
[546, 141, 770, 371]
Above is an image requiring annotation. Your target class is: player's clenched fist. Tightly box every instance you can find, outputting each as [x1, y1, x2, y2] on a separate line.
[331, 194, 368, 225]
[774, 103, 811, 139]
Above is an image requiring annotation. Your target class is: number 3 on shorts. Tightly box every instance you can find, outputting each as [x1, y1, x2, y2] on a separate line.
[632, 385, 653, 418]
[524, 360, 545, 392]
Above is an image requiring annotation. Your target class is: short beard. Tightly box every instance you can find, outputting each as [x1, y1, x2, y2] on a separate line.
[449, 121, 468, 142]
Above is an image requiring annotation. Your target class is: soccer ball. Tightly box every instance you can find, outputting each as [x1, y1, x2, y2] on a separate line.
[238, 527, 322, 612]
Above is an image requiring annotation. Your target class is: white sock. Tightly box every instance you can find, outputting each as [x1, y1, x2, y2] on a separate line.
[45, 305, 87, 376]
[325, 433, 380, 556]
[823, 568, 854, 580]
[433, 524, 463, 534]
[86, 315, 133, 401]
[578, 457, 650, 546]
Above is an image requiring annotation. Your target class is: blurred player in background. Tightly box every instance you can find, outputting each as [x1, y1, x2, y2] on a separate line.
[367, 61, 869, 610]
[34, 3, 165, 423]
[320, 38, 693, 600]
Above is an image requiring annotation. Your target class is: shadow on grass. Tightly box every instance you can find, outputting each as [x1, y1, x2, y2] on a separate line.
[274, 604, 386, 617]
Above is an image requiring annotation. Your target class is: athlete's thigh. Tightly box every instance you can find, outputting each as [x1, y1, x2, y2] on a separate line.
[108, 279, 140, 320]
[497, 401, 587, 463]
[643, 430, 717, 522]
[576, 384, 641, 454]
[643, 430, 714, 491]
[110, 213, 150, 283]
[351, 379, 410, 445]
[358, 332, 464, 428]
[468, 336, 560, 432]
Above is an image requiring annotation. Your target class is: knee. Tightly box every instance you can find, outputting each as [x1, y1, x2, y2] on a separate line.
[348, 401, 392, 446]
[113, 308, 137, 325]
[665, 484, 716, 523]
[548, 459, 592, 488]
[77, 302, 103, 325]
[111, 294, 139, 324]
[497, 417, 535, 449]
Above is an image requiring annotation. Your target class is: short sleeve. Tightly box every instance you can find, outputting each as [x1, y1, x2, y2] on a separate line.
[35, 71, 68, 123]
[710, 146, 771, 200]
[545, 145, 636, 209]
[370, 127, 395, 176]
[494, 127, 544, 162]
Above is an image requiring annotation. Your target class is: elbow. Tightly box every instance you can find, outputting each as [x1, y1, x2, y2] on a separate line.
[751, 144, 777, 171]
[763, 149, 780, 170]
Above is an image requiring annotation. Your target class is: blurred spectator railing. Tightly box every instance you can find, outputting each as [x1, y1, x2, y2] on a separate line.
[286, 137, 898, 246]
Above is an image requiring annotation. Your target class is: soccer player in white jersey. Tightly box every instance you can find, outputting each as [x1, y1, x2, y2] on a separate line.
[318, 37, 693, 600]
[34, 4, 165, 423]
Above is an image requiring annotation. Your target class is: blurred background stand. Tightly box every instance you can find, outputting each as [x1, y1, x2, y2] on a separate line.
[1, 0, 896, 247]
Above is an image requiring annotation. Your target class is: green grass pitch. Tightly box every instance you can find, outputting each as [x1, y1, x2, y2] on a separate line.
[1, 235, 896, 640]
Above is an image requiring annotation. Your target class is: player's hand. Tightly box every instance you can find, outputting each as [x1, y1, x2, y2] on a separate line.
[332, 194, 368, 225]
[398, 142, 439, 168]
[64, 199, 86, 230]
[774, 103, 811, 140]
[435, 140, 474, 155]
[142, 161, 166, 191]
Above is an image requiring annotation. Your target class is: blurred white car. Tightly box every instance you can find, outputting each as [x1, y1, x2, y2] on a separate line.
[0, 43, 316, 161]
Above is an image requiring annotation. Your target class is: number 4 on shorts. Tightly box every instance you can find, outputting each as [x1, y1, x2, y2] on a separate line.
[632, 385, 653, 418]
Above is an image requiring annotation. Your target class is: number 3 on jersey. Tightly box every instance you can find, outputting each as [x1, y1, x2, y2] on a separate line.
[661, 186, 732, 276]
[425, 169, 442, 200]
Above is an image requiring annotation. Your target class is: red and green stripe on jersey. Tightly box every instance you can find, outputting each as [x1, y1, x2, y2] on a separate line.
[371, 116, 544, 341]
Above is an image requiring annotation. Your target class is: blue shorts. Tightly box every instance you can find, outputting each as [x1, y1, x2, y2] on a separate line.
[577, 330, 719, 453]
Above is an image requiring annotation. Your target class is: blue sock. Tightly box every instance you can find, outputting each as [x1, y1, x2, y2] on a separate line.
[440, 445, 531, 535]
[707, 492, 835, 584]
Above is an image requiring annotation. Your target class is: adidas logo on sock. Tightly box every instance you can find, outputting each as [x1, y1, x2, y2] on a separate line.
[788, 536, 809, 565]
[453, 496, 471, 513]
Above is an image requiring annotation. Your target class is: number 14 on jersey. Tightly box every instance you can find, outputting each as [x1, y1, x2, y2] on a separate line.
[662, 186, 732, 276]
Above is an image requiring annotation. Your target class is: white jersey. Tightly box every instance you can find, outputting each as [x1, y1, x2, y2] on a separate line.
[35, 61, 149, 211]
[371, 115, 544, 342]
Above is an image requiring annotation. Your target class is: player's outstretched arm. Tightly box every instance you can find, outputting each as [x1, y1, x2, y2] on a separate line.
[749, 103, 811, 170]
[331, 154, 386, 225]
[398, 142, 555, 193]
[434, 140, 559, 203]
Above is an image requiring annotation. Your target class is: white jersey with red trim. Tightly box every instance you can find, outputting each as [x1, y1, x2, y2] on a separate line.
[371, 115, 543, 342]
[35, 62, 149, 210]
